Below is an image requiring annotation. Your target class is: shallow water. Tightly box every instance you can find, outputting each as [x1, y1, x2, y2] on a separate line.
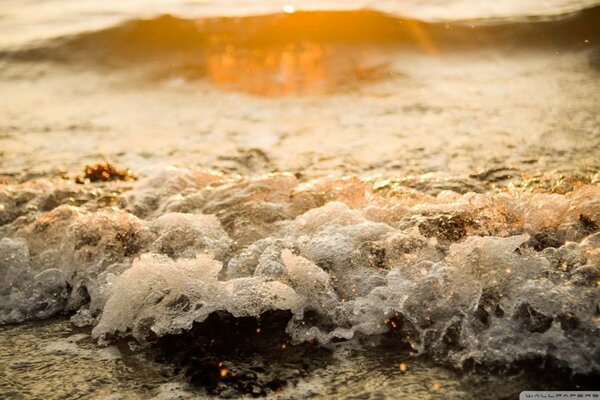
[0, 319, 166, 399]
[1, 317, 592, 399]
[1, 4, 599, 180]
[1, 0, 600, 398]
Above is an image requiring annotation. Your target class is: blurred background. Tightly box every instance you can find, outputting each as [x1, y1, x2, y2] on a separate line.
[0, 0, 599, 184]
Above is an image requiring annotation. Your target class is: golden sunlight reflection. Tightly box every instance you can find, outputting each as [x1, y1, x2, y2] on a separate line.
[403, 19, 438, 55]
[204, 42, 388, 96]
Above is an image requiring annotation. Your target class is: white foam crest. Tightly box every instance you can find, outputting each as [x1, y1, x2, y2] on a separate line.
[92, 254, 299, 344]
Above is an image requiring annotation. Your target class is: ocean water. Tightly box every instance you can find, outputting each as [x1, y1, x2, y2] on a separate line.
[1, 0, 599, 47]
[1, 0, 600, 398]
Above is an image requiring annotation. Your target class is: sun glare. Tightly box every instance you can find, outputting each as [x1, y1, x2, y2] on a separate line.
[283, 5, 296, 14]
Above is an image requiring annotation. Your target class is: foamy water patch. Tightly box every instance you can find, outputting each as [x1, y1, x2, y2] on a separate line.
[1, 167, 599, 374]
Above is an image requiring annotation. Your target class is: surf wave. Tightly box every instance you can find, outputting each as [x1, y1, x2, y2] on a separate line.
[1, 168, 599, 375]
[2, 6, 599, 65]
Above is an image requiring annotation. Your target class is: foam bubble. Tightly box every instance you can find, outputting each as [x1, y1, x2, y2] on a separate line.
[92, 254, 299, 344]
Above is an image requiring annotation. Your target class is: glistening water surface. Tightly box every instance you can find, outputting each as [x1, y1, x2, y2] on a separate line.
[1, 0, 600, 398]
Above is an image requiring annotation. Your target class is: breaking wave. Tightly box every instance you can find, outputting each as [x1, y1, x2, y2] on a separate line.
[2, 5, 599, 65]
[1, 168, 599, 376]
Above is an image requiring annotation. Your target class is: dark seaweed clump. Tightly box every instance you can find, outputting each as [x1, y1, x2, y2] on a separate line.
[75, 162, 136, 184]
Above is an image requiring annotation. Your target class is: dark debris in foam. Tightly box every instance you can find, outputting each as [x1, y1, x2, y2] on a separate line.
[416, 213, 474, 242]
[152, 310, 332, 397]
[520, 213, 599, 252]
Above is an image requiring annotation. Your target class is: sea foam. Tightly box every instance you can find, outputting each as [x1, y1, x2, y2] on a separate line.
[1, 168, 599, 373]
